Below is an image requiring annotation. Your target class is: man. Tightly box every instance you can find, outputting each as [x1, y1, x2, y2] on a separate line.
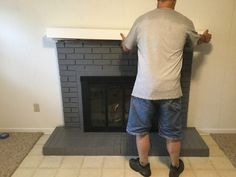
[120, 0, 212, 177]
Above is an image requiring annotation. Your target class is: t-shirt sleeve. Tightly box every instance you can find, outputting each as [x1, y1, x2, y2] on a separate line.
[186, 21, 200, 47]
[123, 20, 138, 50]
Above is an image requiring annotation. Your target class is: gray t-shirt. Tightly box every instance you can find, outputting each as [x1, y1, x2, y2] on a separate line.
[124, 8, 200, 100]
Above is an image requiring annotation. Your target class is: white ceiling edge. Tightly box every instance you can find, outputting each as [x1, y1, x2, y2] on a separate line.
[46, 28, 130, 40]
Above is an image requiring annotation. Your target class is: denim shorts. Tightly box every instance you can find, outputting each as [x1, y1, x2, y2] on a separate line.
[126, 96, 183, 140]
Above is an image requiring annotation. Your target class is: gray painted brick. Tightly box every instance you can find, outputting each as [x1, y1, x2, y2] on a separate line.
[84, 65, 103, 71]
[57, 48, 74, 54]
[60, 77, 68, 82]
[72, 108, 79, 113]
[82, 40, 102, 47]
[68, 65, 85, 71]
[67, 54, 84, 60]
[102, 54, 121, 60]
[60, 71, 76, 76]
[110, 47, 122, 53]
[92, 48, 110, 54]
[100, 40, 120, 46]
[64, 103, 79, 107]
[129, 60, 138, 66]
[69, 76, 76, 82]
[93, 60, 111, 65]
[59, 65, 67, 71]
[70, 88, 78, 92]
[65, 41, 83, 47]
[61, 82, 77, 88]
[76, 60, 93, 65]
[56, 42, 65, 48]
[64, 108, 72, 113]
[72, 118, 80, 123]
[70, 98, 78, 103]
[58, 54, 66, 59]
[123, 54, 138, 60]
[68, 65, 78, 71]
[112, 60, 129, 66]
[84, 54, 102, 60]
[64, 113, 78, 118]
[63, 93, 78, 98]
[119, 66, 137, 72]
[59, 60, 75, 65]
[62, 97, 70, 103]
[61, 88, 69, 92]
[75, 48, 92, 53]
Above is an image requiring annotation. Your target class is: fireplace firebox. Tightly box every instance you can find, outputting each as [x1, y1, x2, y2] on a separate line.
[81, 76, 135, 132]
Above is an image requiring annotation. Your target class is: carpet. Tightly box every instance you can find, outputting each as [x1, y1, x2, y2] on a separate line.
[211, 133, 236, 168]
[0, 132, 43, 177]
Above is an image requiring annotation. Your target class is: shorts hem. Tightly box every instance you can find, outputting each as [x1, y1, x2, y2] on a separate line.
[158, 133, 182, 141]
[127, 130, 149, 136]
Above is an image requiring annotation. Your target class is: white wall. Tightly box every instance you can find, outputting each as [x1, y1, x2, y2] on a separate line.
[0, 0, 235, 133]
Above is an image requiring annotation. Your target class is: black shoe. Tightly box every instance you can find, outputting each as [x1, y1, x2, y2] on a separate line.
[129, 158, 151, 177]
[169, 159, 184, 177]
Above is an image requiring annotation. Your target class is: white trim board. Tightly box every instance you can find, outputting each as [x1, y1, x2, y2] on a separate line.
[46, 28, 129, 40]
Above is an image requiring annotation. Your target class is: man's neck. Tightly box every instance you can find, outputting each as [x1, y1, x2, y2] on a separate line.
[157, 1, 175, 9]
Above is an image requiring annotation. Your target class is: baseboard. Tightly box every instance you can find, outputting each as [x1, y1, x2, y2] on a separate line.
[0, 128, 54, 134]
[198, 128, 236, 134]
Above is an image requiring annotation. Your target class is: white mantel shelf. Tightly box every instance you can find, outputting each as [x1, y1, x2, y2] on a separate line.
[46, 28, 129, 40]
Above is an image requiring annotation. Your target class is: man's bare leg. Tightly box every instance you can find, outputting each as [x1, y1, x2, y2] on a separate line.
[136, 134, 150, 166]
[166, 139, 181, 167]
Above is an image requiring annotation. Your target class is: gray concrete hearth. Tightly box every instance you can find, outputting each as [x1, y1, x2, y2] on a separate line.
[43, 127, 209, 156]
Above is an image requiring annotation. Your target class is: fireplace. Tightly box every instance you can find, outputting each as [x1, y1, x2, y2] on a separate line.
[57, 39, 192, 131]
[81, 76, 134, 132]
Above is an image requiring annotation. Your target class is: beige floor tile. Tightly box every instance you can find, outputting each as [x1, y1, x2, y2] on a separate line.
[103, 156, 125, 169]
[28, 144, 44, 156]
[78, 169, 102, 177]
[102, 169, 124, 177]
[124, 156, 135, 169]
[182, 157, 192, 170]
[188, 157, 214, 170]
[150, 169, 169, 177]
[33, 169, 57, 177]
[60, 156, 84, 168]
[125, 168, 143, 177]
[20, 156, 43, 168]
[39, 156, 63, 168]
[209, 157, 235, 170]
[149, 156, 169, 169]
[209, 146, 225, 157]
[55, 169, 79, 177]
[201, 135, 218, 147]
[82, 156, 104, 168]
[11, 168, 36, 177]
[36, 134, 50, 145]
[181, 170, 196, 177]
[218, 170, 236, 177]
[194, 170, 220, 177]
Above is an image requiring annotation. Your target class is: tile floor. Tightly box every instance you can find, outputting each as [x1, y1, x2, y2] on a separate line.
[12, 134, 236, 177]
